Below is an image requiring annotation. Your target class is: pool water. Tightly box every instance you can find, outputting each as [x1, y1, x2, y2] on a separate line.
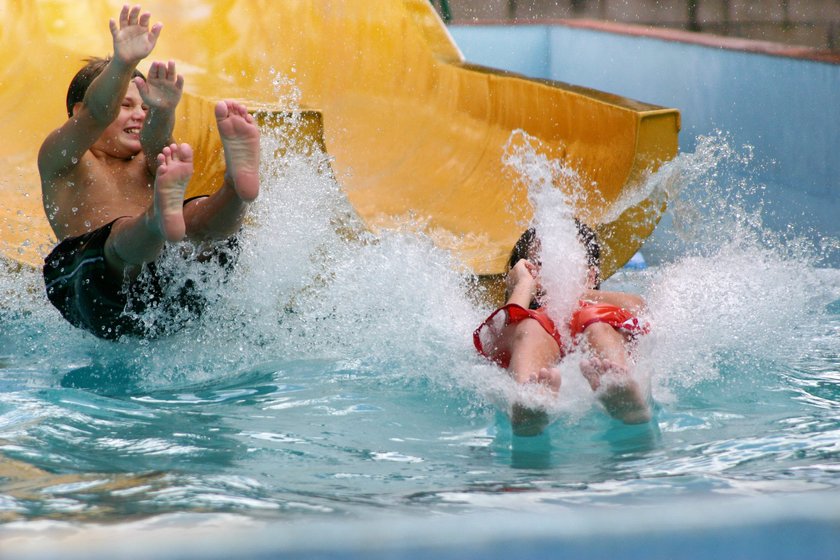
[1, 123, 838, 556]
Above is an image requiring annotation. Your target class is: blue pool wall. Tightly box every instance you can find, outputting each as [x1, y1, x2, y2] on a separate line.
[449, 23, 840, 260]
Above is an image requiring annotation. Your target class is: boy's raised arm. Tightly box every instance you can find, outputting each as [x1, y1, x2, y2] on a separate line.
[38, 5, 162, 181]
[136, 60, 184, 175]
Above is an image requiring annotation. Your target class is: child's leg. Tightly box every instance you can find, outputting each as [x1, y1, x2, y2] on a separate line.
[579, 322, 651, 424]
[507, 319, 562, 390]
[504, 319, 562, 436]
[183, 101, 260, 241]
[104, 143, 193, 278]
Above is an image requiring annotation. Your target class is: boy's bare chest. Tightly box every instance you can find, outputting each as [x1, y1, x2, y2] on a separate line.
[76, 157, 153, 207]
[83, 159, 152, 197]
[51, 156, 155, 238]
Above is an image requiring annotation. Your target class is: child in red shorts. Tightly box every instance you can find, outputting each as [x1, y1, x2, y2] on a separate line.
[474, 224, 652, 435]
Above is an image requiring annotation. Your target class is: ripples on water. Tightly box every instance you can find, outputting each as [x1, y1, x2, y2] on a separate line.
[0, 124, 838, 526]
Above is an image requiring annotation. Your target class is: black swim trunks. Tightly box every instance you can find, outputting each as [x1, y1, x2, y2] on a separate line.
[43, 218, 239, 340]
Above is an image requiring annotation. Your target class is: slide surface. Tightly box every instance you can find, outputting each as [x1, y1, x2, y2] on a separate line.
[0, 0, 679, 277]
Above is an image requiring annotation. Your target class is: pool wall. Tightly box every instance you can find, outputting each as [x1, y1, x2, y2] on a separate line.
[449, 21, 840, 260]
[4, 491, 840, 559]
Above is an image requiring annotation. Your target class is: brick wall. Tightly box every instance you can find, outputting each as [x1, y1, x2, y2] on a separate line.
[432, 0, 840, 51]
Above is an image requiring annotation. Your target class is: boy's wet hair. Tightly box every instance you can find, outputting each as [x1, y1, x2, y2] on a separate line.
[508, 220, 602, 288]
[66, 57, 146, 118]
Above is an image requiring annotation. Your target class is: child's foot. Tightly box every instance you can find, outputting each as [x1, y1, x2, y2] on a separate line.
[580, 357, 651, 424]
[215, 100, 260, 202]
[154, 143, 193, 242]
[532, 367, 562, 392]
[515, 367, 562, 391]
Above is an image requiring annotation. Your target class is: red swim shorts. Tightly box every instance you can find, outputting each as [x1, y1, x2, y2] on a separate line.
[473, 301, 648, 368]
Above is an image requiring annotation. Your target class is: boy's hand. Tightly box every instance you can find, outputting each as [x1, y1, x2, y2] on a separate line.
[109, 5, 162, 65]
[135, 61, 184, 112]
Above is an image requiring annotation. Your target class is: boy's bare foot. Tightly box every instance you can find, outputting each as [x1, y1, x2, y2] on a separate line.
[581, 357, 651, 424]
[215, 100, 260, 202]
[154, 143, 193, 242]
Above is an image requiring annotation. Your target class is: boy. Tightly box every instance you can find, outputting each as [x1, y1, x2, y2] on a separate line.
[39, 5, 261, 339]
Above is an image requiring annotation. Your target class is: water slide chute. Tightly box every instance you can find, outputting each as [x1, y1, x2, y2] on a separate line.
[0, 0, 679, 280]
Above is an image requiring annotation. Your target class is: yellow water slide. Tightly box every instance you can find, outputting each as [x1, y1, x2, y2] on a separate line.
[0, 0, 679, 279]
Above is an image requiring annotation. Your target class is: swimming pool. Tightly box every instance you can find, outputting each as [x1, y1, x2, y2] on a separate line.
[2, 24, 839, 560]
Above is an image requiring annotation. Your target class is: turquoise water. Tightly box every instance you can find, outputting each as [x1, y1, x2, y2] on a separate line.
[1, 121, 839, 556]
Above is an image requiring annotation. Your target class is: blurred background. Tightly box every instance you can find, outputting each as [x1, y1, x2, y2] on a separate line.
[431, 0, 840, 52]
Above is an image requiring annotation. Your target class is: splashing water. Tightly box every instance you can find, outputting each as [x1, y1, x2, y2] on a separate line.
[635, 133, 837, 399]
[495, 128, 839, 422]
[501, 130, 590, 332]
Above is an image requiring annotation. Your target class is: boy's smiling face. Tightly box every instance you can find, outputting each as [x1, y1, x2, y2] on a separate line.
[92, 82, 148, 158]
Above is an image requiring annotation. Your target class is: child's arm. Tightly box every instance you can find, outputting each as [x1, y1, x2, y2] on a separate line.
[38, 6, 162, 181]
[136, 60, 184, 175]
[505, 259, 540, 308]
